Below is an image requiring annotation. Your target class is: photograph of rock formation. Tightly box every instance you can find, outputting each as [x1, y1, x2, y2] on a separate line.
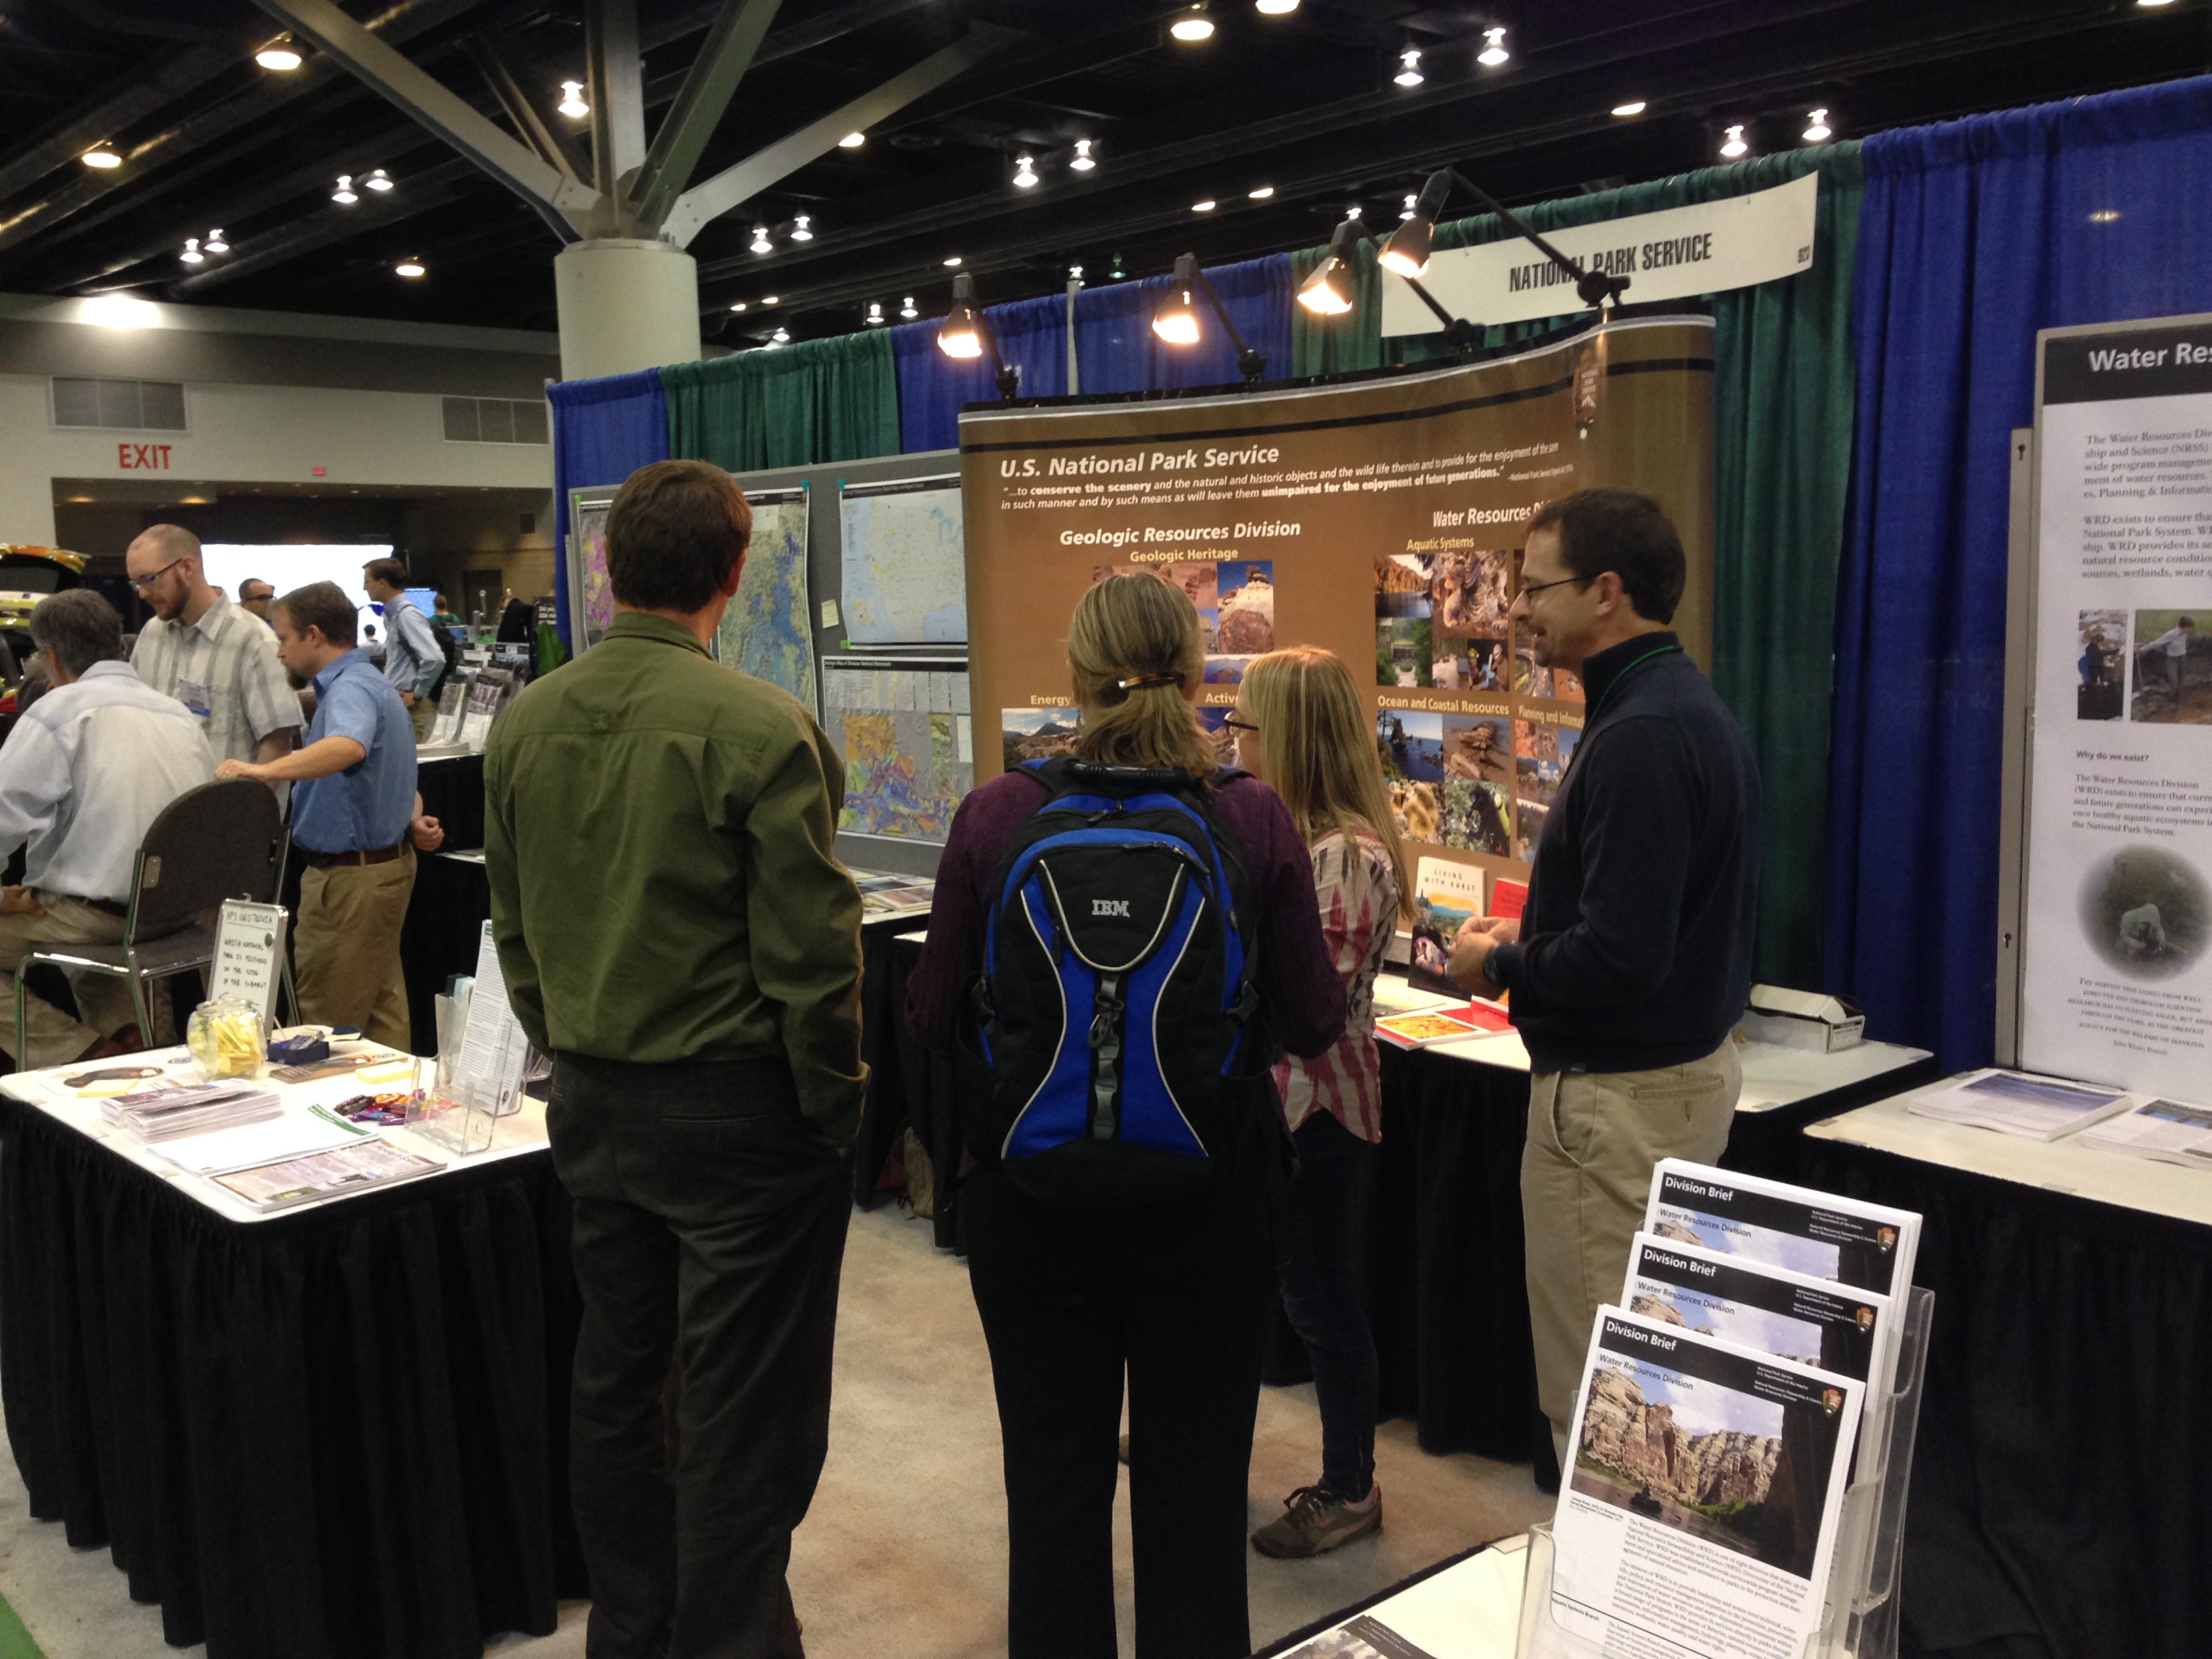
[1572, 1361, 1828, 1580]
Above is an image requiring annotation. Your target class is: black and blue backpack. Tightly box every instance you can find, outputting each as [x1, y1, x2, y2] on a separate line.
[969, 757, 1274, 1208]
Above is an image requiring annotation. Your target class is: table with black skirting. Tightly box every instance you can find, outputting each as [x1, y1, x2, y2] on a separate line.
[0, 1090, 586, 1659]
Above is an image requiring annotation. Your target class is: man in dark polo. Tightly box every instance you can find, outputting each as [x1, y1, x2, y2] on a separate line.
[1448, 489, 1761, 1466]
[216, 580, 441, 1048]
[485, 459, 863, 1659]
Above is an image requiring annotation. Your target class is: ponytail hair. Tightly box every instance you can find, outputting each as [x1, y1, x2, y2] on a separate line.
[1068, 575, 1216, 777]
[1240, 645, 1415, 920]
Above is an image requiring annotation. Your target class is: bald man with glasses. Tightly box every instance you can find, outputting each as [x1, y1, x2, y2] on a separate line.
[127, 524, 299, 785]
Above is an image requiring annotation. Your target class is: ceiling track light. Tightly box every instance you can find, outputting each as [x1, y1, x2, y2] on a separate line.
[943, 255, 963, 267]
[364, 167, 393, 192]
[203, 228, 228, 253]
[790, 213, 813, 241]
[762, 294, 779, 305]
[1612, 100, 1647, 117]
[900, 296, 918, 319]
[395, 259, 426, 278]
[771, 327, 790, 344]
[557, 80, 589, 119]
[1070, 138, 1097, 172]
[1255, 0, 1300, 13]
[255, 35, 304, 72]
[332, 175, 358, 204]
[1170, 5, 1214, 43]
[1478, 27, 1510, 66]
[81, 144, 121, 170]
[1152, 253, 1269, 384]
[1012, 154, 1039, 188]
[1248, 184, 1275, 199]
[1399, 192, 1418, 221]
[1296, 218, 1361, 317]
[1803, 107, 1833, 143]
[838, 131, 866, 148]
[1192, 199, 1217, 213]
[1719, 123, 1749, 159]
[729, 300, 749, 312]
[936, 272, 1021, 399]
[180, 238, 205, 266]
[750, 225, 773, 253]
[1395, 48, 1423, 87]
[865, 301, 885, 325]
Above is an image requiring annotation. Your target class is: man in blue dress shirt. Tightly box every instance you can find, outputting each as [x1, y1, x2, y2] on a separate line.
[216, 581, 442, 1047]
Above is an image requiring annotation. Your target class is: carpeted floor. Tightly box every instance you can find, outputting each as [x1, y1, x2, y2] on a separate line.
[0, 1203, 1551, 1658]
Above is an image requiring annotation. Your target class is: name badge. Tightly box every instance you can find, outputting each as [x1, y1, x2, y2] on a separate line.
[178, 676, 213, 719]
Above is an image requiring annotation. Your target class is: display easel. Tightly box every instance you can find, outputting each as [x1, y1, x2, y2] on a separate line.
[1515, 1286, 1934, 1659]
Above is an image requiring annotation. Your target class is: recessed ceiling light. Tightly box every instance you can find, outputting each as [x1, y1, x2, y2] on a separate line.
[1395, 48, 1423, 87]
[750, 225, 773, 253]
[866, 302, 884, 325]
[1013, 155, 1039, 188]
[364, 168, 393, 192]
[1612, 100, 1647, 117]
[557, 80, 589, 119]
[1248, 185, 1274, 200]
[180, 238, 204, 266]
[1256, 0, 1299, 12]
[1478, 27, 1509, 66]
[395, 259, 426, 278]
[204, 228, 228, 253]
[81, 145, 121, 170]
[943, 255, 962, 266]
[762, 294, 780, 304]
[838, 131, 866, 148]
[729, 301, 749, 312]
[332, 175, 358, 204]
[1803, 108, 1832, 143]
[255, 37, 302, 71]
[1192, 199, 1216, 212]
[771, 327, 790, 343]
[1719, 123, 1749, 159]
[901, 295, 918, 319]
[1400, 192, 1418, 220]
[1070, 138, 1096, 172]
[1170, 5, 1214, 43]
[790, 213, 813, 241]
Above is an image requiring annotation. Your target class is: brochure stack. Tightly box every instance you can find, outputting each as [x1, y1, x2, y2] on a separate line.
[1515, 1162, 1933, 1659]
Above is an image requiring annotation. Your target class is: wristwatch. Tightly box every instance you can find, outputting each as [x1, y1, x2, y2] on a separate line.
[1482, 945, 1504, 988]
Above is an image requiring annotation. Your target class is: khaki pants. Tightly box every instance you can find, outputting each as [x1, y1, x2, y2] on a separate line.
[0, 897, 138, 1069]
[295, 846, 416, 1050]
[1522, 1038, 1741, 1466]
[410, 695, 437, 743]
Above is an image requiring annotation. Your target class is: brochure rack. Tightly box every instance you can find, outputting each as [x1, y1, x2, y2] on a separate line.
[1514, 1286, 1934, 1659]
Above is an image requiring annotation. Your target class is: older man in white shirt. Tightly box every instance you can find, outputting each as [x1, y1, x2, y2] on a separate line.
[0, 590, 215, 1067]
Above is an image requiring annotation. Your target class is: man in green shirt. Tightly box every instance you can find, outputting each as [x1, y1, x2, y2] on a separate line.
[486, 458, 863, 1659]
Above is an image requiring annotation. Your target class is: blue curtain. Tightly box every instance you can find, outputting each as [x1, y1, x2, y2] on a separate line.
[1073, 252, 1295, 394]
[1828, 77, 2212, 1069]
[890, 291, 1074, 453]
[549, 368, 670, 646]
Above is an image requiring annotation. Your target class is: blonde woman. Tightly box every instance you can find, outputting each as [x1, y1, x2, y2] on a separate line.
[908, 577, 1345, 1659]
[1227, 645, 1410, 1558]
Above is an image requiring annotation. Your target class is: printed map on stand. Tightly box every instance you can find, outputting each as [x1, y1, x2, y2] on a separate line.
[713, 497, 816, 715]
[823, 661, 972, 844]
[840, 480, 966, 644]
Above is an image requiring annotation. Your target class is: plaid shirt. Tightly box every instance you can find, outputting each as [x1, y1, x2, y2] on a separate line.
[130, 590, 300, 767]
[1273, 826, 1399, 1142]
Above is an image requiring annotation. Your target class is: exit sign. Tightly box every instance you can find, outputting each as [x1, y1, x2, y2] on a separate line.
[118, 443, 173, 470]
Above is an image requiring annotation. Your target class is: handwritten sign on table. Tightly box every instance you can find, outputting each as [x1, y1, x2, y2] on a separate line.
[209, 900, 287, 1017]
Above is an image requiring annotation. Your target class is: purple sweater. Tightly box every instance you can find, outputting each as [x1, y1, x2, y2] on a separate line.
[905, 769, 1347, 1061]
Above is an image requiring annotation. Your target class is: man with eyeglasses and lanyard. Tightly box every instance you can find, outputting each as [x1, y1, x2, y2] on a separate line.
[127, 525, 299, 790]
[1446, 489, 1761, 1468]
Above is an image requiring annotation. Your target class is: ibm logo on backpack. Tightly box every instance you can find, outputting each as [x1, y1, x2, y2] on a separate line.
[1092, 899, 1131, 918]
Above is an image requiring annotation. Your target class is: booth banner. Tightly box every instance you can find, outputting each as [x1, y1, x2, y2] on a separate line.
[959, 316, 1715, 930]
[2023, 314, 2212, 1098]
[1380, 172, 1818, 335]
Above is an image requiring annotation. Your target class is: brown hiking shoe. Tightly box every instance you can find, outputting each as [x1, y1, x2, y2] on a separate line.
[1250, 1483, 1382, 1558]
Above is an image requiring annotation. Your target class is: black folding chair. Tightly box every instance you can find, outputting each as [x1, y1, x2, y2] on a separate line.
[13, 779, 290, 1066]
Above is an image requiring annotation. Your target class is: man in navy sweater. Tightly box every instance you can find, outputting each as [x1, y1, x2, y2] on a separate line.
[1448, 489, 1761, 1465]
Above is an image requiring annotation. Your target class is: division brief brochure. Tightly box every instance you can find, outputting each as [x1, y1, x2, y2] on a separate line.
[1553, 1307, 1864, 1659]
[1624, 1232, 1891, 1388]
[1906, 1067, 2131, 1141]
[1647, 1160, 1921, 1303]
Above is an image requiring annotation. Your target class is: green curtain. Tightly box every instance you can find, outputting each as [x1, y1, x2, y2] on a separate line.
[662, 329, 902, 472]
[1290, 147, 1864, 986]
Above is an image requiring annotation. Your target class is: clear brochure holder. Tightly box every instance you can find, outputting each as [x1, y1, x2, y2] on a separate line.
[1515, 1286, 1935, 1659]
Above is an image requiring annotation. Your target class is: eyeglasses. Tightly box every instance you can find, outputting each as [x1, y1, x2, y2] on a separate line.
[1515, 573, 1592, 601]
[129, 557, 184, 592]
[1221, 714, 1260, 733]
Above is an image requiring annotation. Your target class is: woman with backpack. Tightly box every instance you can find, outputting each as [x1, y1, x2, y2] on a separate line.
[907, 575, 1345, 1659]
[1228, 647, 1412, 1559]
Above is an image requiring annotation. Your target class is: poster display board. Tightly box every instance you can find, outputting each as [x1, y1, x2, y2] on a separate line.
[840, 475, 966, 644]
[712, 485, 817, 716]
[820, 656, 972, 845]
[959, 316, 1716, 901]
[565, 485, 618, 652]
[2022, 314, 2212, 1098]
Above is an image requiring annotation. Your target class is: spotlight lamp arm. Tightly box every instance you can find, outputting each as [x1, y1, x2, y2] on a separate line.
[1193, 265, 1268, 384]
[1404, 276, 1483, 350]
[1436, 166, 1630, 309]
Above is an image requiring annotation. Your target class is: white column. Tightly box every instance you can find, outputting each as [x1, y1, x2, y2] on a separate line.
[553, 239, 701, 382]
